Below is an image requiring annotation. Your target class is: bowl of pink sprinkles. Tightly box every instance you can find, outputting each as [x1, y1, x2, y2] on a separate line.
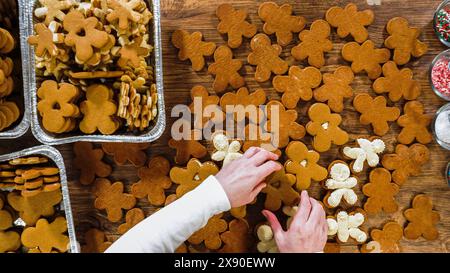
[431, 49, 450, 101]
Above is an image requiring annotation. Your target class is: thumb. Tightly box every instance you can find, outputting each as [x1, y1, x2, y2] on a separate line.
[262, 210, 284, 242]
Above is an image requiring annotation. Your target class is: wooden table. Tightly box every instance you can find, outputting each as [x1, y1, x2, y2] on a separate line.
[1, 0, 449, 253]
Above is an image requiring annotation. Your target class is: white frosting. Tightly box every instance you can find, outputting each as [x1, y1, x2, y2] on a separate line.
[256, 225, 279, 253]
[211, 134, 243, 166]
[327, 211, 367, 243]
[282, 206, 298, 228]
[325, 163, 358, 207]
[300, 160, 307, 167]
[343, 138, 385, 172]
[365, 241, 382, 253]
[322, 122, 329, 130]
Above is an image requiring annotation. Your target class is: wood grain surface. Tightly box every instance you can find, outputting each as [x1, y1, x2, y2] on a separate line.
[1, 0, 450, 253]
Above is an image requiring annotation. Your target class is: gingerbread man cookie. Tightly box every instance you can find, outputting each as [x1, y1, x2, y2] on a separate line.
[117, 37, 151, 69]
[102, 142, 150, 167]
[384, 17, 428, 65]
[172, 30, 216, 71]
[397, 101, 432, 145]
[342, 40, 391, 80]
[323, 161, 358, 208]
[313, 66, 354, 113]
[353, 94, 400, 136]
[216, 4, 257, 48]
[327, 210, 367, 244]
[189, 85, 223, 127]
[285, 141, 328, 190]
[247, 33, 288, 82]
[219, 219, 253, 253]
[256, 224, 279, 253]
[106, 0, 143, 31]
[170, 159, 219, 197]
[265, 100, 305, 149]
[168, 132, 208, 165]
[326, 3, 374, 43]
[306, 103, 349, 152]
[81, 228, 112, 253]
[242, 123, 281, 156]
[343, 138, 386, 174]
[291, 19, 333, 68]
[219, 87, 266, 123]
[118, 208, 145, 235]
[21, 217, 69, 253]
[0, 230, 20, 253]
[363, 168, 399, 214]
[28, 23, 64, 57]
[188, 213, 227, 250]
[382, 144, 430, 186]
[404, 194, 440, 240]
[0, 198, 12, 231]
[361, 222, 403, 253]
[73, 142, 112, 186]
[207, 46, 244, 93]
[210, 133, 243, 167]
[131, 156, 172, 206]
[262, 164, 299, 211]
[373, 61, 421, 102]
[34, 0, 76, 25]
[273, 66, 322, 109]
[258, 2, 306, 46]
[93, 178, 136, 223]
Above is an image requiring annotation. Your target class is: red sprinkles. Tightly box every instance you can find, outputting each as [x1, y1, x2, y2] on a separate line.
[432, 57, 450, 99]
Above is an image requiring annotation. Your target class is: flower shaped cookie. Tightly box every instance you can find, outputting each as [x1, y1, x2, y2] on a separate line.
[21, 217, 69, 253]
[306, 103, 349, 152]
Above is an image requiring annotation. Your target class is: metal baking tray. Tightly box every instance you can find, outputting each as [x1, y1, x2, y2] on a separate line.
[0, 145, 79, 253]
[22, 0, 166, 145]
[0, 0, 30, 139]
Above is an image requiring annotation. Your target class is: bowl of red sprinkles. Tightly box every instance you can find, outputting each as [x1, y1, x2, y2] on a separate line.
[434, 0, 450, 47]
[430, 49, 450, 101]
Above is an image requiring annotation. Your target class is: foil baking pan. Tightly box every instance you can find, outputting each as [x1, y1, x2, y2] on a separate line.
[22, 0, 166, 145]
[0, 145, 79, 253]
[0, 0, 30, 139]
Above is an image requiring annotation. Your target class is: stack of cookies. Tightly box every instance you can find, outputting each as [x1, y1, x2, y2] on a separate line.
[28, 0, 158, 135]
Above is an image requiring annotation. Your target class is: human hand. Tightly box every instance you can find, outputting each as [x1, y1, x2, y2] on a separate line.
[215, 147, 281, 208]
[262, 191, 328, 253]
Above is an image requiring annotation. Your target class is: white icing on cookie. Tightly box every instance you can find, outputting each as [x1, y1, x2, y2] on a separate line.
[325, 163, 358, 207]
[256, 225, 279, 253]
[343, 138, 385, 173]
[211, 133, 243, 166]
[327, 211, 367, 243]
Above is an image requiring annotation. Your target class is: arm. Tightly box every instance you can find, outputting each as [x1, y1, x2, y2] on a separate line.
[106, 147, 280, 253]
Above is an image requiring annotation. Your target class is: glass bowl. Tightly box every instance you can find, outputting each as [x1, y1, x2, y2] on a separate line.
[433, 0, 450, 47]
[431, 102, 450, 150]
[429, 49, 450, 101]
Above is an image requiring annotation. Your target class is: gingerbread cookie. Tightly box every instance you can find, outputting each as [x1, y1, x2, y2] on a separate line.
[325, 3, 374, 43]
[0, 101, 19, 131]
[258, 2, 305, 46]
[63, 10, 109, 64]
[306, 103, 349, 152]
[21, 217, 69, 253]
[382, 144, 430, 186]
[273, 66, 322, 109]
[0, 27, 14, 54]
[285, 141, 328, 190]
[73, 142, 112, 186]
[397, 101, 432, 145]
[0, 198, 12, 231]
[343, 138, 386, 174]
[327, 210, 367, 243]
[262, 164, 299, 211]
[81, 228, 112, 253]
[216, 4, 257, 48]
[242, 123, 281, 156]
[313, 66, 354, 113]
[247, 33, 288, 82]
[219, 219, 252, 253]
[188, 213, 227, 250]
[172, 30, 216, 71]
[9, 156, 49, 166]
[118, 208, 145, 235]
[80, 84, 119, 135]
[106, 0, 143, 31]
[361, 222, 403, 253]
[169, 133, 208, 165]
[102, 142, 149, 167]
[385, 17, 428, 65]
[37, 80, 80, 134]
[404, 194, 440, 240]
[0, 230, 20, 253]
[219, 87, 266, 123]
[342, 40, 391, 80]
[230, 205, 248, 219]
[324, 243, 341, 253]
[117, 37, 151, 69]
[323, 161, 358, 208]
[69, 71, 124, 79]
[207, 46, 244, 93]
[34, 0, 75, 25]
[28, 23, 64, 57]
[291, 19, 333, 68]
[373, 61, 421, 102]
[93, 178, 136, 223]
[256, 224, 278, 253]
[362, 168, 399, 214]
[189, 85, 223, 127]
[170, 159, 219, 197]
[353, 94, 400, 136]
[131, 156, 172, 206]
[265, 100, 305, 148]
[210, 133, 243, 167]
[7, 190, 62, 226]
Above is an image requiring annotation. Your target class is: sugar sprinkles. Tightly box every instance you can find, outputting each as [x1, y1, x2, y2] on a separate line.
[435, 4, 450, 44]
[431, 57, 450, 99]
[434, 109, 450, 144]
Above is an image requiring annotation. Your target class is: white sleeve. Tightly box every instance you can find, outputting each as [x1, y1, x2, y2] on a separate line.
[105, 175, 231, 253]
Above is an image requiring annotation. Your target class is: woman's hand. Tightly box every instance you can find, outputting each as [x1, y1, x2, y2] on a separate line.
[262, 191, 328, 253]
[215, 147, 281, 208]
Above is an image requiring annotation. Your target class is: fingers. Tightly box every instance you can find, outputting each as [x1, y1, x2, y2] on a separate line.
[251, 183, 267, 199]
[291, 191, 312, 229]
[250, 149, 279, 166]
[306, 198, 326, 227]
[262, 210, 284, 241]
[256, 161, 282, 181]
[243, 147, 261, 158]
